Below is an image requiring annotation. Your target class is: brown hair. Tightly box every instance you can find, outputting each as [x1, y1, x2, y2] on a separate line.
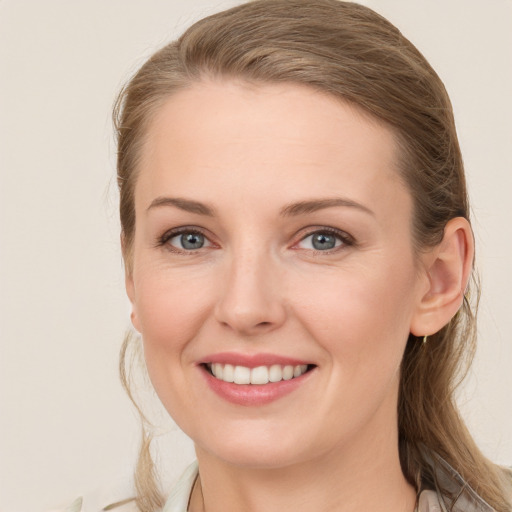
[114, 1, 510, 510]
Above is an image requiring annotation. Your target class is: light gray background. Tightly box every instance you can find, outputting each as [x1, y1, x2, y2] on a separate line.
[0, 1, 511, 510]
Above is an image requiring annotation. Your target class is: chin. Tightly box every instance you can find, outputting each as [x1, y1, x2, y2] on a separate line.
[192, 423, 322, 470]
[211, 446, 302, 470]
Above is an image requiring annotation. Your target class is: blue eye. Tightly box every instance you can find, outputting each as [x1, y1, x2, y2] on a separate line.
[298, 230, 347, 251]
[167, 231, 210, 251]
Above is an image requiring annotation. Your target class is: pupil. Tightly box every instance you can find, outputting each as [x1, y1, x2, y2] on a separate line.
[181, 233, 204, 250]
[312, 233, 335, 250]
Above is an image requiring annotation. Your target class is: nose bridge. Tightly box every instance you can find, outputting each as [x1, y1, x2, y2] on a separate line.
[214, 240, 286, 335]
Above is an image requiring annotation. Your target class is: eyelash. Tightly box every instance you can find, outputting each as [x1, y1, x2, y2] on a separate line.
[156, 226, 355, 254]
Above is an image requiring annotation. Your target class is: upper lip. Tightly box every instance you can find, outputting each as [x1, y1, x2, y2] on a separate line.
[200, 352, 313, 368]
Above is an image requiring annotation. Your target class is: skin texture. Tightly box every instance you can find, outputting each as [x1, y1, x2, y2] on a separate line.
[126, 81, 473, 512]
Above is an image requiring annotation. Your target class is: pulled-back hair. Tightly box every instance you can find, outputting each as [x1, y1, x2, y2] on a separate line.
[114, 1, 511, 510]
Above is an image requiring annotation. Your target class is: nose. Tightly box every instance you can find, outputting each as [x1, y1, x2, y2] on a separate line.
[214, 248, 287, 336]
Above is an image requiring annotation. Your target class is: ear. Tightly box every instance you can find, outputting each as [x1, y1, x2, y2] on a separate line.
[410, 217, 474, 337]
[122, 234, 141, 333]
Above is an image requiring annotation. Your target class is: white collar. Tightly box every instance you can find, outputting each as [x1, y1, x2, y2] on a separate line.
[163, 461, 199, 512]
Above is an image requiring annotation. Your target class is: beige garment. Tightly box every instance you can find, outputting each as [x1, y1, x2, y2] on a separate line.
[419, 451, 498, 511]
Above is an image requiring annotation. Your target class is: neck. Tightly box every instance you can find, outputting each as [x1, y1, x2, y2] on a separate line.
[190, 422, 416, 512]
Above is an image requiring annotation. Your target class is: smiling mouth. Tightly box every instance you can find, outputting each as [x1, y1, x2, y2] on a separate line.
[204, 363, 314, 385]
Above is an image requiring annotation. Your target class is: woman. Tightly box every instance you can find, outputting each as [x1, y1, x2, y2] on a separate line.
[111, 1, 511, 511]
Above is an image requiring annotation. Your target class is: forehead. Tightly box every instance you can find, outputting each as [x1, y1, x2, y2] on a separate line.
[137, 80, 408, 215]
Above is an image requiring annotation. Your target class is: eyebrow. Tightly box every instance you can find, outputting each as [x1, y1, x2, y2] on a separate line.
[146, 196, 374, 217]
[280, 197, 374, 217]
[146, 197, 216, 216]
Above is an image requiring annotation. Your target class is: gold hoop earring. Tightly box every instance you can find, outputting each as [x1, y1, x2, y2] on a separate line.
[422, 335, 428, 345]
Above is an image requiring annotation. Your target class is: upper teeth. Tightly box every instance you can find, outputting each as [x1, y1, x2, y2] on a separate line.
[208, 363, 308, 385]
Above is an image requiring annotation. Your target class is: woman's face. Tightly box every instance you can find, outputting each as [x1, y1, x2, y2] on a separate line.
[127, 81, 429, 468]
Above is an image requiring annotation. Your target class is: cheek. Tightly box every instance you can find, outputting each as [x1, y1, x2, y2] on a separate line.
[292, 257, 417, 366]
[132, 265, 215, 373]
[131, 268, 215, 418]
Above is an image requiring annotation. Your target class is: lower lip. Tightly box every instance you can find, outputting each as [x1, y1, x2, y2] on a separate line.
[201, 366, 314, 406]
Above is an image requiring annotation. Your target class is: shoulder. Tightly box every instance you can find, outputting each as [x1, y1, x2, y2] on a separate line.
[420, 451, 501, 512]
[47, 474, 137, 512]
[418, 490, 442, 512]
[49, 461, 198, 512]
[49, 496, 138, 512]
